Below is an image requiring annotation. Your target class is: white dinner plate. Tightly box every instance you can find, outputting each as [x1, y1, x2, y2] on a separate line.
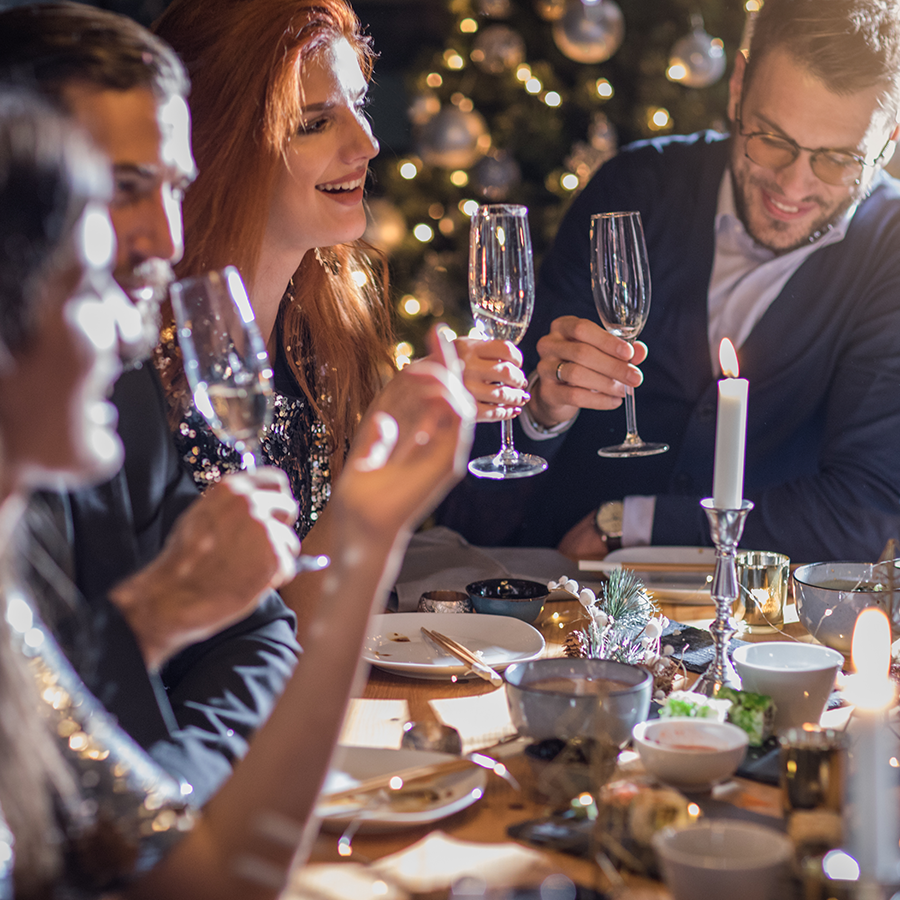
[316, 745, 487, 833]
[579, 546, 717, 603]
[363, 612, 545, 679]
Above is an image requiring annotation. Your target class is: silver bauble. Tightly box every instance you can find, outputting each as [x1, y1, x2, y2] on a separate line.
[588, 111, 618, 154]
[473, 152, 522, 200]
[471, 24, 526, 75]
[416, 106, 490, 170]
[552, 0, 624, 64]
[408, 92, 441, 126]
[668, 19, 727, 89]
[478, 0, 512, 17]
[535, 0, 567, 21]
[364, 198, 407, 254]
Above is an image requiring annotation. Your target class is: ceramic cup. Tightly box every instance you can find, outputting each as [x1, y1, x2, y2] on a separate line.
[732, 641, 843, 733]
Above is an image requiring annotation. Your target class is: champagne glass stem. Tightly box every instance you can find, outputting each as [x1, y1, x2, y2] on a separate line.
[622, 385, 641, 447]
[500, 418, 515, 457]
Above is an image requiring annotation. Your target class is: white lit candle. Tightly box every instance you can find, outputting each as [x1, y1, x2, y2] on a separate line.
[845, 607, 899, 884]
[712, 338, 748, 509]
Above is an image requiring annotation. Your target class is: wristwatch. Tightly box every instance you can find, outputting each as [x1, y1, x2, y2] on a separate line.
[594, 500, 624, 551]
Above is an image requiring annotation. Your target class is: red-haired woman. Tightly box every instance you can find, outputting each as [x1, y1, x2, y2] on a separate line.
[153, 0, 527, 565]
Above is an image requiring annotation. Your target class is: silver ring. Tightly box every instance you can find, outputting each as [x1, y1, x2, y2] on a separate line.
[555, 361, 566, 383]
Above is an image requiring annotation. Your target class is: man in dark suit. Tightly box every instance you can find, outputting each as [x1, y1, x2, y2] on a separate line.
[0, 2, 302, 804]
[440, 0, 900, 565]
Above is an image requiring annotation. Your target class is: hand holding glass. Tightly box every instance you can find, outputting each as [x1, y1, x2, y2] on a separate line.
[590, 211, 668, 457]
[170, 267, 328, 573]
[467, 204, 548, 479]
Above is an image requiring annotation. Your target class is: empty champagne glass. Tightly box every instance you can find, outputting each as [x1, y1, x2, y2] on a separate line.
[591, 211, 668, 458]
[467, 204, 548, 479]
[171, 266, 328, 573]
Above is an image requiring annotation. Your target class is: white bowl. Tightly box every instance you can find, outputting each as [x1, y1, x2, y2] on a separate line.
[653, 820, 793, 900]
[732, 641, 843, 733]
[632, 718, 748, 791]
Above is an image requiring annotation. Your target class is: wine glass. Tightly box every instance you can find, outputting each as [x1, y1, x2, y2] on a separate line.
[170, 266, 328, 573]
[590, 211, 668, 458]
[467, 204, 548, 480]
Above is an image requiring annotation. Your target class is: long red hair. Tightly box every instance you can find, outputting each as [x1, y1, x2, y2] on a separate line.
[153, 0, 394, 472]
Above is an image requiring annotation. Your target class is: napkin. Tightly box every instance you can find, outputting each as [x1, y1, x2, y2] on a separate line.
[372, 830, 550, 894]
[337, 698, 409, 749]
[395, 526, 575, 612]
[286, 862, 409, 900]
[429, 688, 518, 754]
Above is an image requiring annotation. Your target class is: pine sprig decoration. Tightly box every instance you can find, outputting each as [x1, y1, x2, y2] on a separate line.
[599, 568, 656, 634]
[549, 573, 665, 668]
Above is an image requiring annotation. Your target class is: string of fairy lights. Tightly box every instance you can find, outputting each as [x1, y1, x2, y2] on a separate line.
[364, 0, 759, 365]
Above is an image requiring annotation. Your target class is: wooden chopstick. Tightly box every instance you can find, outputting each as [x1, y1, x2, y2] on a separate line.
[318, 755, 476, 805]
[420, 627, 503, 686]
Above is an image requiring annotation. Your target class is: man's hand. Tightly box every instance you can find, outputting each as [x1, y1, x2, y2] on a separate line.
[528, 316, 648, 428]
[110, 468, 300, 670]
[452, 337, 529, 422]
[556, 507, 610, 561]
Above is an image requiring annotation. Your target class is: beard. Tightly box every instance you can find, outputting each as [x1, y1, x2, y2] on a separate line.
[114, 258, 174, 367]
[729, 157, 862, 255]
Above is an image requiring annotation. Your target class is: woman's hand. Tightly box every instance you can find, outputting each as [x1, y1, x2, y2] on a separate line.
[451, 337, 530, 422]
[337, 328, 476, 538]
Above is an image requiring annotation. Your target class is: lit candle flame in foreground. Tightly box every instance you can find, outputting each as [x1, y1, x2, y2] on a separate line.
[719, 338, 740, 378]
[847, 607, 895, 711]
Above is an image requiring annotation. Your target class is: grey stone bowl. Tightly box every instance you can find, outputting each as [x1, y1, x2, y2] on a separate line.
[503, 657, 652, 748]
[793, 560, 897, 654]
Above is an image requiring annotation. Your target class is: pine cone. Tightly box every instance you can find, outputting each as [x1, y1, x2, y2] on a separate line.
[564, 631, 587, 658]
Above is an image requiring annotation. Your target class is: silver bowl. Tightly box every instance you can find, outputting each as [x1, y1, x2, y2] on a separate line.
[503, 657, 652, 748]
[793, 560, 898, 654]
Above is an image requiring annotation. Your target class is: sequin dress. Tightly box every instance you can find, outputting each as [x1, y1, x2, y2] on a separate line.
[9, 590, 194, 897]
[154, 326, 333, 540]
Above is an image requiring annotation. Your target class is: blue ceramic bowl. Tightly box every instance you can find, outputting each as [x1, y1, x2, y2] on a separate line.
[465, 578, 547, 624]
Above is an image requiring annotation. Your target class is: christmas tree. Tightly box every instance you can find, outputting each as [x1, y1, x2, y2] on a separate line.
[364, 0, 753, 363]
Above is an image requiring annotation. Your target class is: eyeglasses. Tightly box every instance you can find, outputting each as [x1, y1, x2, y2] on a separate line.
[735, 103, 893, 187]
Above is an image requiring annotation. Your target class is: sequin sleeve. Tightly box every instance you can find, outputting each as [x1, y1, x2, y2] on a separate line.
[11, 592, 195, 893]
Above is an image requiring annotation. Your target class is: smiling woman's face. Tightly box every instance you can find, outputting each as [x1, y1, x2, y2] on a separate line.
[265, 37, 379, 260]
[0, 203, 125, 492]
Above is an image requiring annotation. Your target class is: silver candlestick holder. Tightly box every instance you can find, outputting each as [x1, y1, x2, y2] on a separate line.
[693, 498, 754, 697]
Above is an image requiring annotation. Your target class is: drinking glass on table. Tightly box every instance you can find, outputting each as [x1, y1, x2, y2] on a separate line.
[590, 211, 668, 458]
[170, 266, 328, 573]
[467, 204, 548, 479]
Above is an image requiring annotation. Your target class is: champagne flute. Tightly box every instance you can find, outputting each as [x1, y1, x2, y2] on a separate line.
[467, 204, 548, 480]
[170, 266, 328, 573]
[591, 211, 668, 458]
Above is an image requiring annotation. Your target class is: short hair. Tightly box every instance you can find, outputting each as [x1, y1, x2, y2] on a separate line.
[745, 0, 900, 107]
[0, 89, 109, 358]
[0, 1, 188, 105]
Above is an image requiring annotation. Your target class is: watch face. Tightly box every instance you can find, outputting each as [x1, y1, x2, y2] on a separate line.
[597, 501, 624, 538]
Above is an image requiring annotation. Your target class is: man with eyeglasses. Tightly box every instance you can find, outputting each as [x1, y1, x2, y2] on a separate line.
[439, 0, 900, 564]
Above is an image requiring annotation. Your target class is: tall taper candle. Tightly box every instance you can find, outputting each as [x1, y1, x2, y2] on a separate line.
[713, 338, 748, 510]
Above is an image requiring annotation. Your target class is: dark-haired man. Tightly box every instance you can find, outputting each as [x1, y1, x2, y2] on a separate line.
[441, 0, 900, 564]
[0, 2, 301, 804]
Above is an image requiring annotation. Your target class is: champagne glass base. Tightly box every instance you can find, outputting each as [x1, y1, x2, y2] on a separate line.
[597, 441, 669, 458]
[468, 451, 548, 480]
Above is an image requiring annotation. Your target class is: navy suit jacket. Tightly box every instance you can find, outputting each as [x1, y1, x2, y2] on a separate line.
[47, 362, 299, 805]
[439, 132, 900, 563]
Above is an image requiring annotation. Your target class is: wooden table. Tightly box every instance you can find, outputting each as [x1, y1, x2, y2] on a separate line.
[308, 592, 798, 898]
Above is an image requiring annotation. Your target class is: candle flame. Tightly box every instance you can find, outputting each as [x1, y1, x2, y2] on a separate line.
[848, 607, 895, 710]
[719, 338, 740, 378]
